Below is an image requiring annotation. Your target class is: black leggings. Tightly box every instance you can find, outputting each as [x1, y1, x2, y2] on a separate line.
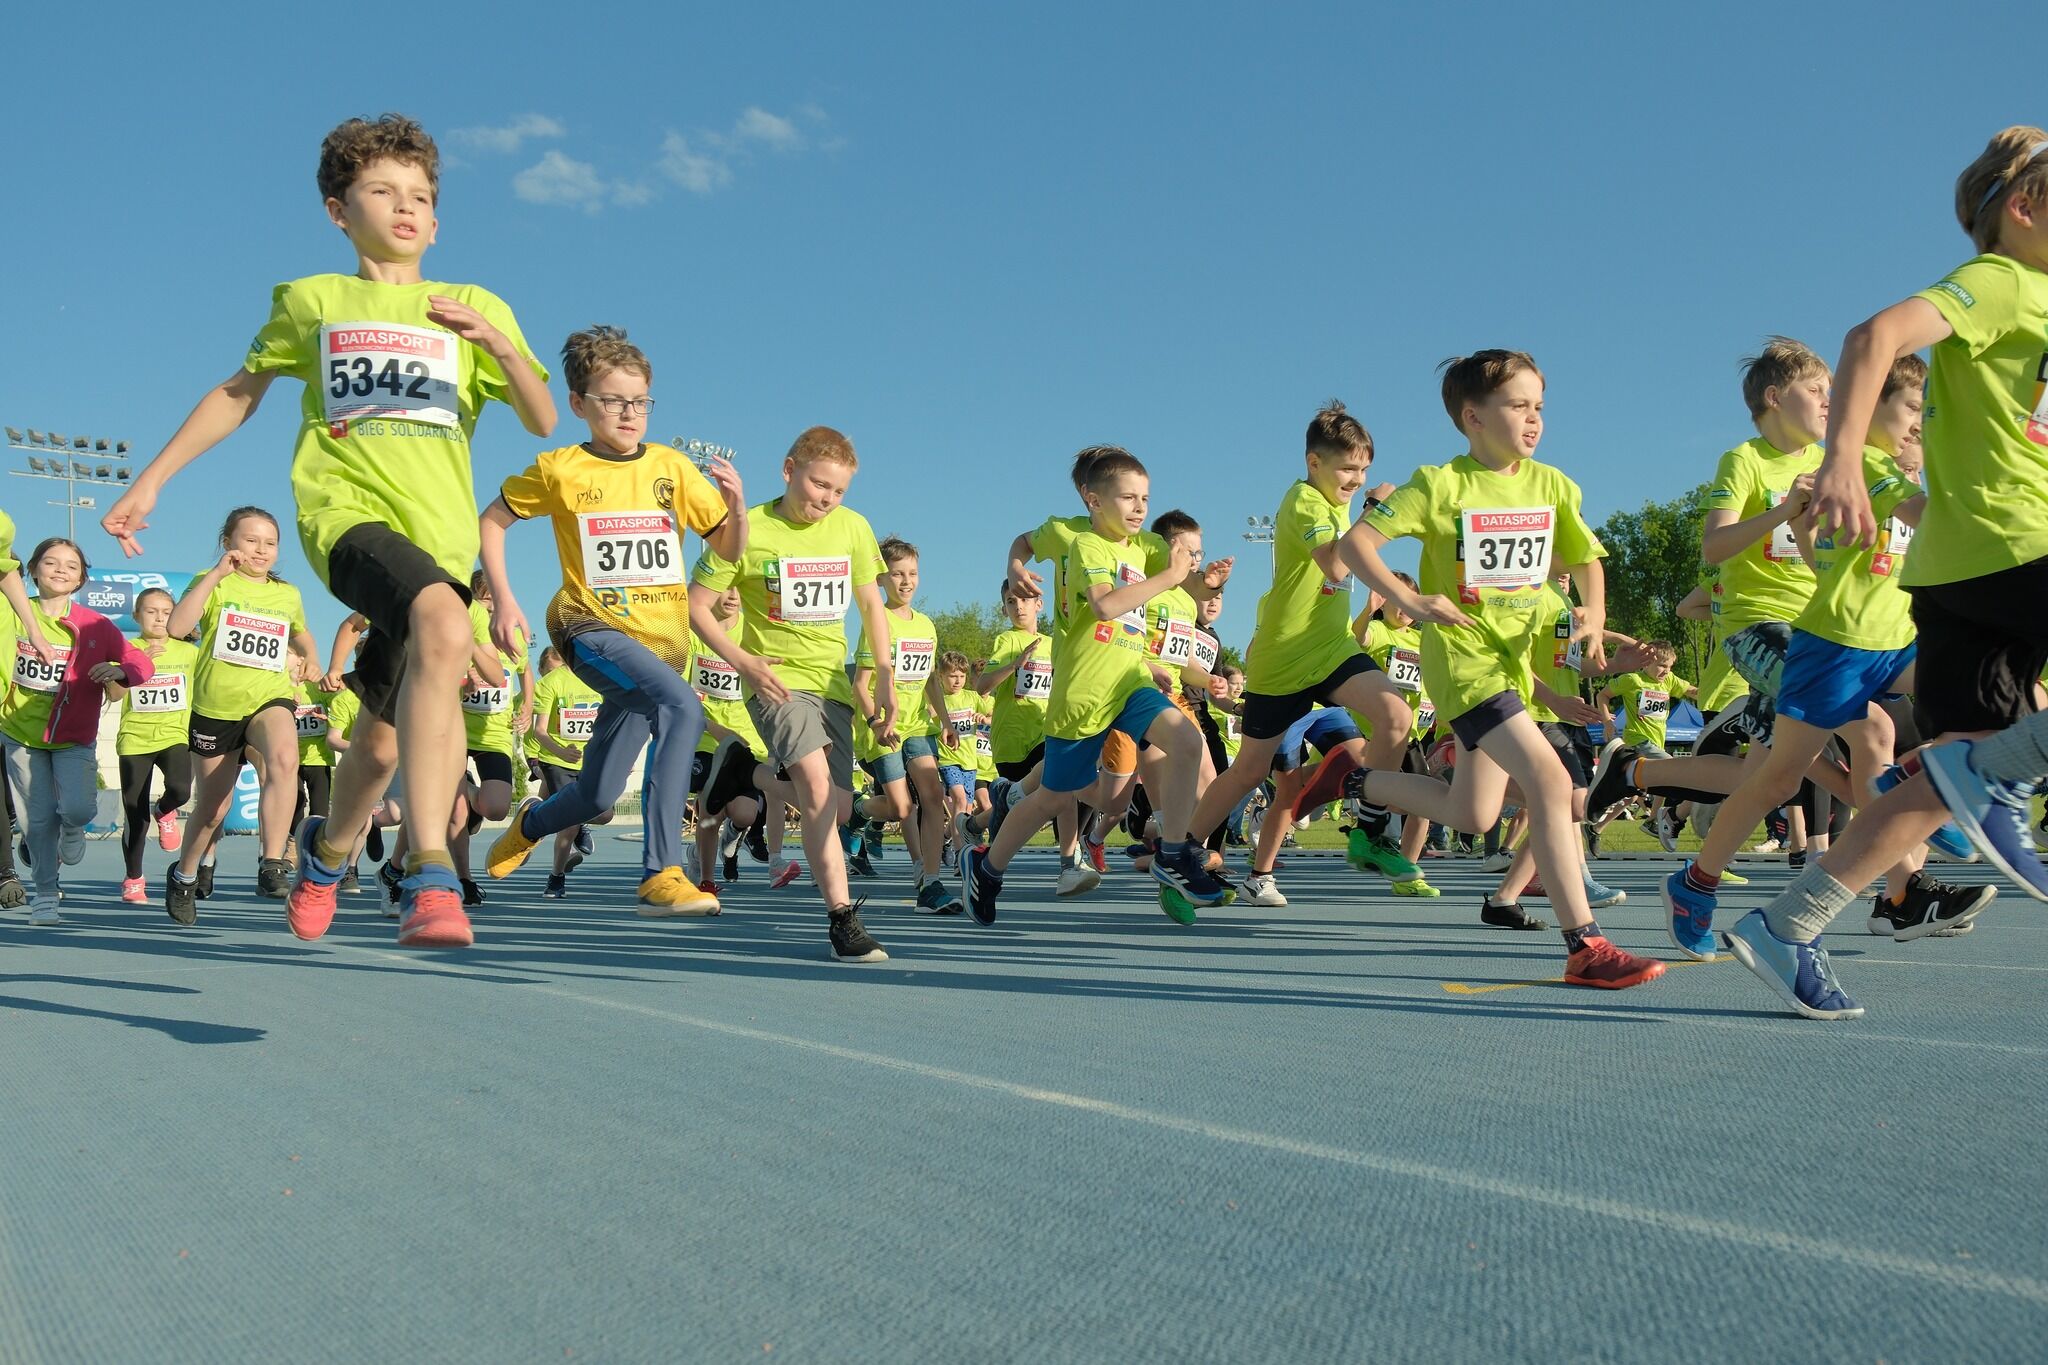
[120, 746, 194, 879]
[291, 765, 333, 836]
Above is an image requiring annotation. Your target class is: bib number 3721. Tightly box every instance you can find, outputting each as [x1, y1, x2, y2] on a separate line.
[321, 322, 461, 427]
[1460, 507, 1555, 595]
[579, 512, 681, 589]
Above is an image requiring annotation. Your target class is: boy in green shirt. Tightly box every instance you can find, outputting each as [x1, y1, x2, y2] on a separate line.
[103, 114, 556, 951]
[690, 426, 894, 962]
[1339, 350, 1665, 990]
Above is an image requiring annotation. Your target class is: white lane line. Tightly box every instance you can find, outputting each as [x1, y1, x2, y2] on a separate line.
[347, 944, 2048, 1306]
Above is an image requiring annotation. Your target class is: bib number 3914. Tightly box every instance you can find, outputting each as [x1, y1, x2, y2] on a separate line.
[1460, 508, 1555, 594]
[579, 512, 681, 589]
[321, 322, 461, 427]
[213, 610, 290, 671]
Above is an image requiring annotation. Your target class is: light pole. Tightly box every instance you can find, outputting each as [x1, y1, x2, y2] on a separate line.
[1242, 515, 1275, 545]
[5, 427, 132, 539]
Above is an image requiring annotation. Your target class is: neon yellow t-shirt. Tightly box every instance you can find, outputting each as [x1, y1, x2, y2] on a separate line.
[1608, 671, 1692, 750]
[116, 637, 199, 757]
[0, 508, 17, 574]
[937, 687, 980, 770]
[0, 602, 74, 750]
[973, 694, 997, 781]
[1366, 455, 1604, 723]
[1360, 618, 1432, 739]
[688, 631, 767, 761]
[294, 683, 336, 768]
[987, 627, 1051, 765]
[1704, 436, 1823, 632]
[1028, 515, 1167, 625]
[242, 274, 545, 588]
[1796, 446, 1919, 651]
[190, 572, 307, 721]
[1910, 254, 2048, 586]
[1145, 585, 1199, 682]
[1046, 530, 1155, 741]
[1698, 561, 1749, 713]
[461, 600, 523, 757]
[1246, 480, 1361, 695]
[1523, 585, 1584, 726]
[527, 664, 602, 771]
[854, 606, 940, 746]
[327, 687, 361, 751]
[691, 499, 884, 705]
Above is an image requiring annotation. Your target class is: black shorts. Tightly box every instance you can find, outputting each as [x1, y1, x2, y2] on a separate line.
[1241, 653, 1380, 741]
[996, 742, 1045, 782]
[1448, 690, 1526, 751]
[467, 749, 514, 787]
[188, 696, 297, 758]
[328, 522, 470, 725]
[1539, 720, 1594, 789]
[535, 761, 577, 798]
[691, 750, 712, 795]
[1909, 557, 2048, 735]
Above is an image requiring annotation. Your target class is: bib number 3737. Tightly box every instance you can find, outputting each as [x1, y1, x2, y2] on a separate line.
[321, 322, 461, 427]
[1460, 508, 1555, 594]
[579, 512, 681, 589]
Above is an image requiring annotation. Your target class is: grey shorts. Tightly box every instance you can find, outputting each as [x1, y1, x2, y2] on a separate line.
[747, 691, 856, 792]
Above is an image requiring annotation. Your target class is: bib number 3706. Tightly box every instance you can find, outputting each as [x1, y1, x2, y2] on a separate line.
[579, 512, 682, 590]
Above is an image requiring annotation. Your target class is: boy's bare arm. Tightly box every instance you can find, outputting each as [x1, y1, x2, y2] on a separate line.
[102, 368, 278, 557]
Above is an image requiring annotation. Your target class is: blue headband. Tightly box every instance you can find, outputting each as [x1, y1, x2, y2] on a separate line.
[1978, 139, 2048, 216]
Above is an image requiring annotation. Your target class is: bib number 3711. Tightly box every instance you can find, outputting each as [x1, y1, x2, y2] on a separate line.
[321, 322, 461, 427]
[776, 557, 852, 624]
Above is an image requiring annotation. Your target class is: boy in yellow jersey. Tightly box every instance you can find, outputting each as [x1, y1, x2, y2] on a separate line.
[1598, 642, 1693, 848]
[964, 448, 1224, 924]
[1181, 402, 1419, 883]
[1340, 576, 1441, 896]
[105, 115, 557, 951]
[689, 426, 895, 963]
[480, 327, 742, 915]
[848, 538, 961, 913]
[524, 647, 604, 900]
[970, 680, 998, 829]
[1338, 350, 1665, 989]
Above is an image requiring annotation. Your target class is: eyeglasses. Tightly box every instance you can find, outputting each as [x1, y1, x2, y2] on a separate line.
[582, 394, 655, 416]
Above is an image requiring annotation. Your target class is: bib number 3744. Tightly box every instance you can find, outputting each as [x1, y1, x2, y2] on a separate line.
[1460, 508, 1555, 594]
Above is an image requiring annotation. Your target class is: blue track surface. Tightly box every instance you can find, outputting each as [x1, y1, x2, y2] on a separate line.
[1, 838, 2042, 1362]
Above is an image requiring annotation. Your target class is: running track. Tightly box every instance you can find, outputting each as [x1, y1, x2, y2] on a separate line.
[1, 838, 2041, 1361]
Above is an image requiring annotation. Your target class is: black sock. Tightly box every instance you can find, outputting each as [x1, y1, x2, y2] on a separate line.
[1562, 921, 1602, 952]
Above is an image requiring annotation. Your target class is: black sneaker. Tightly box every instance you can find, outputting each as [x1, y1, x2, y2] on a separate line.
[461, 878, 486, 907]
[701, 740, 754, 820]
[1149, 838, 1226, 906]
[846, 833, 876, 879]
[365, 825, 385, 863]
[543, 873, 568, 900]
[1865, 892, 1908, 936]
[722, 850, 739, 883]
[1788, 849, 1807, 871]
[378, 859, 404, 905]
[865, 818, 890, 862]
[195, 862, 216, 900]
[166, 869, 199, 926]
[744, 819, 771, 864]
[1583, 822, 1602, 860]
[1480, 895, 1548, 930]
[574, 827, 595, 858]
[961, 845, 1003, 926]
[1584, 739, 1635, 821]
[257, 858, 291, 899]
[1889, 872, 1996, 942]
[828, 900, 888, 962]
[0, 872, 24, 909]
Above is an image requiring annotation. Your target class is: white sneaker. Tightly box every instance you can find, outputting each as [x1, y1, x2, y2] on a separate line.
[1055, 863, 1102, 897]
[58, 823, 86, 866]
[1753, 838, 1783, 854]
[1654, 809, 1679, 853]
[28, 896, 59, 925]
[683, 843, 702, 884]
[1480, 851, 1513, 873]
[1240, 872, 1288, 907]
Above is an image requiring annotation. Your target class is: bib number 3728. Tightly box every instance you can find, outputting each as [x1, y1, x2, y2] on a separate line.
[321, 322, 461, 427]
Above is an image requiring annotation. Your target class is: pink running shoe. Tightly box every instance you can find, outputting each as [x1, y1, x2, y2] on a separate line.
[397, 867, 475, 948]
[121, 877, 148, 904]
[156, 810, 182, 852]
[770, 860, 804, 890]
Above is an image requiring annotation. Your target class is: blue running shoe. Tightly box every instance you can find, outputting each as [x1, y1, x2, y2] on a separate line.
[1659, 866, 1718, 960]
[960, 845, 1002, 926]
[985, 778, 1017, 846]
[1150, 838, 1226, 907]
[1581, 868, 1626, 911]
[1923, 741, 2048, 901]
[1721, 909, 1863, 1020]
[1873, 763, 1978, 864]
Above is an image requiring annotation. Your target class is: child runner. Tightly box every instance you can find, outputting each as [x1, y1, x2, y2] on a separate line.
[688, 426, 894, 962]
[114, 587, 197, 904]
[455, 571, 524, 905]
[1597, 642, 1693, 849]
[1336, 351, 1666, 989]
[935, 650, 981, 864]
[481, 326, 743, 915]
[964, 580, 1051, 846]
[0, 509, 53, 909]
[523, 647, 603, 899]
[104, 114, 557, 948]
[0, 538, 154, 923]
[1726, 128, 2048, 1015]
[320, 676, 367, 894]
[1350, 576, 1443, 886]
[691, 589, 802, 891]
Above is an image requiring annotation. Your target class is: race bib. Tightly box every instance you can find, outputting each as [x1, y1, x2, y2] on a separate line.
[1015, 657, 1053, 701]
[131, 671, 185, 713]
[1192, 631, 1219, 673]
[1871, 517, 1914, 578]
[1115, 562, 1147, 631]
[893, 638, 936, 684]
[294, 704, 328, 739]
[1639, 689, 1671, 721]
[579, 512, 681, 589]
[559, 704, 599, 742]
[1415, 701, 1436, 733]
[1387, 648, 1424, 692]
[693, 655, 743, 702]
[1156, 618, 1196, 666]
[974, 720, 994, 760]
[1765, 489, 1800, 562]
[11, 641, 69, 694]
[1459, 508, 1554, 595]
[320, 321, 461, 427]
[774, 556, 852, 624]
[461, 685, 509, 715]
[947, 707, 977, 739]
[212, 610, 290, 671]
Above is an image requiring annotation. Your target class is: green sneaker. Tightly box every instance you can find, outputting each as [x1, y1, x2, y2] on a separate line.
[1157, 885, 1199, 925]
[1390, 877, 1441, 898]
[1347, 827, 1420, 880]
[1719, 867, 1749, 886]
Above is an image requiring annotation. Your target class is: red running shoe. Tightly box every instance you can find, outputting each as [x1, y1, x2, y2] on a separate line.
[397, 868, 475, 948]
[1293, 746, 1361, 813]
[1083, 835, 1108, 874]
[285, 816, 342, 941]
[156, 809, 182, 852]
[1564, 935, 1666, 989]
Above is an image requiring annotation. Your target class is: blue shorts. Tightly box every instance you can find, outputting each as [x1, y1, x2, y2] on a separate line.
[1776, 631, 1916, 733]
[939, 763, 975, 794]
[863, 732, 941, 786]
[1042, 688, 1176, 793]
[1272, 707, 1362, 773]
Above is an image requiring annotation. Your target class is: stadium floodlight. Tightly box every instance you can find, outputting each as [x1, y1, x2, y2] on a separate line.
[26, 456, 48, 472]
[71, 436, 88, 451]
[26, 430, 45, 445]
[95, 464, 111, 478]
[94, 438, 109, 453]
[4, 428, 20, 443]
[115, 440, 130, 454]
[48, 433, 67, 447]
[116, 467, 131, 481]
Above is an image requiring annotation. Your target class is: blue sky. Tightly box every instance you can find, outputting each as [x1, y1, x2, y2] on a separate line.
[0, 2, 2023, 658]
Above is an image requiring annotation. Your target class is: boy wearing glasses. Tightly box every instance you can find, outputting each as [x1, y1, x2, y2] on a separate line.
[479, 325, 748, 913]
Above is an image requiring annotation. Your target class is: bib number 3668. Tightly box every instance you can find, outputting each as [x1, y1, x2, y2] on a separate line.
[213, 610, 290, 671]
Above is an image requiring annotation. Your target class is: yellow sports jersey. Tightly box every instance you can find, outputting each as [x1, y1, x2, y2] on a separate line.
[499, 442, 729, 672]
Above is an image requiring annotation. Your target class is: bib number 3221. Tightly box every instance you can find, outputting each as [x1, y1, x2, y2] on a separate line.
[579, 512, 681, 590]
[1460, 507, 1555, 596]
[321, 322, 461, 427]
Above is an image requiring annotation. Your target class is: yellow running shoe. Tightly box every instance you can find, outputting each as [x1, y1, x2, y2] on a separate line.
[1719, 868, 1750, 886]
[637, 867, 722, 917]
[1390, 878, 1441, 898]
[486, 797, 543, 879]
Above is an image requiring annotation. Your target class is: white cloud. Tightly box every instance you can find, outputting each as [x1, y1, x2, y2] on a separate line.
[733, 107, 801, 151]
[450, 114, 565, 156]
[658, 133, 733, 195]
[512, 151, 609, 210]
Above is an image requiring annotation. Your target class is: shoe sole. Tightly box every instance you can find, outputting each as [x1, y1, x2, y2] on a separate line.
[398, 916, 475, 948]
[1721, 928, 1861, 1020]
[1584, 891, 1627, 910]
[1564, 959, 1666, 988]
[1584, 739, 1631, 819]
[1657, 879, 1717, 962]
[637, 901, 722, 917]
[286, 817, 340, 942]
[1390, 881, 1441, 898]
[832, 947, 890, 962]
[1055, 867, 1103, 897]
[1924, 748, 2046, 901]
[1892, 885, 1996, 943]
[485, 798, 544, 880]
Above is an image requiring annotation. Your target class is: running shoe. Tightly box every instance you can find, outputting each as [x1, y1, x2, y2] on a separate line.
[0, 873, 22, 909]
[57, 821, 85, 866]
[684, 843, 702, 884]
[1659, 867, 1718, 960]
[915, 877, 964, 915]
[340, 867, 360, 896]
[543, 874, 568, 899]
[985, 778, 1017, 845]
[723, 850, 740, 883]
[961, 845, 1002, 926]
[1082, 833, 1108, 874]
[1788, 849, 1807, 871]
[155, 809, 181, 852]
[378, 859, 403, 905]
[121, 877, 148, 904]
[1150, 838, 1226, 907]
[1480, 896, 1546, 931]
[1347, 827, 1421, 880]
[1581, 870, 1626, 910]
[1688, 802, 1720, 840]
[1055, 861, 1102, 896]
[1582, 822, 1602, 860]
[1584, 739, 1635, 821]
[1524, 874, 1548, 899]
[1239, 872, 1288, 907]
[1885, 871, 1996, 942]
[1563, 934, 1666, 988]
[1480, 851, 1514, 874]
[256, 857, 292, 900]
[1718, 867, 1749, 886]
[636, 867, 721, 917]
[165, 869, 199, 926]
[865, 818, 890, 860]
[845, 827, 877, 879]
[461, 878, 486, 907]
[574, 827, 595, 859]
[285, 816, 345, 941]
[396, 864, 474, 948]
[28, 895, 60, 926]
[829, 899, 888, 962]
[951, 811, 978, 858]
[1752, 838, 1783, 854]
[1873, 762, 1979, 863]
[486, 797, 544, 879]
[770, 860, 804, 890]
[195, 862, 216, 900]
[718, 817, 746, 866]
[1922, 743, 2046, 900]
[1653, 808, 1680, 853]
[744, 820, 770, 863]
[1720, 910, 1861, 1019]
[1390, 878, 1440, 898]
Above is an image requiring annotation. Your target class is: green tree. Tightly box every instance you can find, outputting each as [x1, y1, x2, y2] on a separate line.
[1595, 484, 1713, 682]
[929, 600, 1003, 666]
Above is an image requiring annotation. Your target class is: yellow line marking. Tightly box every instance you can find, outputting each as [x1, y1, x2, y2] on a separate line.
[1442, 958, 1723, 994]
